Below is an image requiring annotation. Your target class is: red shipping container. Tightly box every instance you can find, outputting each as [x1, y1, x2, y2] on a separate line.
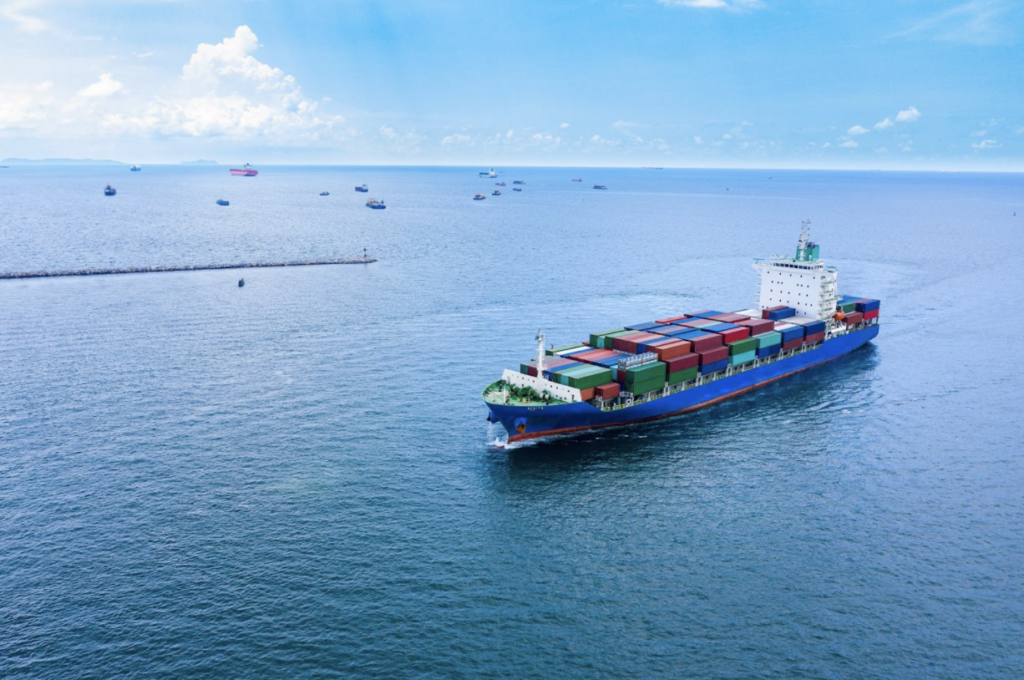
[844, 311, 864, 325]
[654, 340, 691, 361]
[805, 331, 825, 344]
[782, 338, 803, 351]
[579, 387, 596, 401]
[655, 316, 687, 324]
[595, 382, 620, 400]
[612, 332, 654, 353]
[697, 345, 729, 365]
[737, 318, 775, 335]
[687, 333, 723, 353]
[762, 305, 787, 319]
[709, 313, 750, 323]
[715, 326, 751, 344]
[527, 366, 538, 377]
[664, 353, 699, 372]
[864, 309, 879, 320]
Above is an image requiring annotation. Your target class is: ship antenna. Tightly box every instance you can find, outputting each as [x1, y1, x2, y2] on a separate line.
[536, 329, 545, 377]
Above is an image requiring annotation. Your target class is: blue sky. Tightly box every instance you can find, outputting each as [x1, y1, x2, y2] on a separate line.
[1, 0, 1022, 169]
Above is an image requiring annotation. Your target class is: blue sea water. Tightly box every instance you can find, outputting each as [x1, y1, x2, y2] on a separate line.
[1, 165, 1023, 679]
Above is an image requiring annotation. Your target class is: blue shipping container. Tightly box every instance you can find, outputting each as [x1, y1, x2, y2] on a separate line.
[625, 321, 660, 331]
[767, 307, 796, 321]
[690, 310, 727, 319]
[777, 326, 804, 342]
[855, 299, 880, 312]
[702, 322, 741, 332]
[701, 359, 729, 374]
[755, 346, 781, 358]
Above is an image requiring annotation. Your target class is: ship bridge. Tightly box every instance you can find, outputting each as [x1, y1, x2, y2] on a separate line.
[752, 221, 838, 321]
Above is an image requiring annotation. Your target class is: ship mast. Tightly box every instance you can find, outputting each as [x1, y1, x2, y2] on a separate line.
[535, 330, 545, 377]
[796, 219, 811, 260]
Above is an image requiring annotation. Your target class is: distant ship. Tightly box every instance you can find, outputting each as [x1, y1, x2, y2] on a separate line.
[593, 185, 607, 190]
[320, 191, 330, 196]
[130, 165, 141, 172]
[104, 185, 116, 196]
[474, 194, 486, 200]
[513, 180, 525, 185]
[366, 199, 386, 209]
[216, 199, 229, 206]
[492, 190, 501, 196]
[495, 182, 506, 186]
[572, 178, 582, 182]
[479, 168, 497, 178]
[229, 163, 258, 177]
[355, 184, 369, 192]
[513, 187, 522, 192]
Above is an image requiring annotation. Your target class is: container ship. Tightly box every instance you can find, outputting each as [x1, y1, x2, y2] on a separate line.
[483, 223, 880, 443]
[229, 163, 258, 177]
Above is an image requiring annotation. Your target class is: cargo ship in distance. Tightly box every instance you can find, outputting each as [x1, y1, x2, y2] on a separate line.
[483, 222, 881, 443]
[229, 163, 258, 177]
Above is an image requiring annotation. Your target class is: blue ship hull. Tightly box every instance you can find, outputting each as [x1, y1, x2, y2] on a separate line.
[487, 324, 879, 442]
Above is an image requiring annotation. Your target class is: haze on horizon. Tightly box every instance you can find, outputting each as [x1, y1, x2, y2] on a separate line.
[1, 0, 1022, 171]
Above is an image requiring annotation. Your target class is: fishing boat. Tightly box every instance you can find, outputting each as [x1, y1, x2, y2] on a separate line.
[572, 178, 582, 182]
[593, 185, 607, 190]
[366, 199, 386, 209]
[495, 182, 506, 186]
[355, 184, 369, 192]
[479, 168, 497, 178]
[474, 194, 486, 201]
[513, 187, 522, 192]
[492, 190, 501, 196]
[229, 163, 258, 177]
[104, 185, 116, 196]
[130, 165, 141, 172]
[320, 191, 330, 196]
[216, 199, 230, 206]
[513, 180, 525, 185]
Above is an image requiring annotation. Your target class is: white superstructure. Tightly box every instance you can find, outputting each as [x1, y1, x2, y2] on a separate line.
[753, 221, 839, 322]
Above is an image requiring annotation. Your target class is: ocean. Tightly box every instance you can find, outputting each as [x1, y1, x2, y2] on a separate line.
[1, 165, 1023, 678]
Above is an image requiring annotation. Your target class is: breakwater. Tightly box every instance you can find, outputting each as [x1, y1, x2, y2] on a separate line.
[0, 257, 376, 280]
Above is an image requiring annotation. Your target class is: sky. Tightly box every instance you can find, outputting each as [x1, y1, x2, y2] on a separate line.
[1, 0, 1022, 169]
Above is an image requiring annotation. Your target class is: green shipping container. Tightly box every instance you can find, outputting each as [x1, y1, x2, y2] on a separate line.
[838, 301, 856, 314]
[630, 377, 666, 394]
[561, 365, 613, 390]
[729, 349, 756, 366]
[589, 329, 626, 348]
[547, 343, 586, 357]
[625, 361, 666, 384]
[727, 337, 757, 355]
[754, 331, 782, 349]
[668, 366, 699, 385]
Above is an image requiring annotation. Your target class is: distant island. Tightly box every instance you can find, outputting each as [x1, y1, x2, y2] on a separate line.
[1, 158, 126, 165]
[180, 159, 219, 165]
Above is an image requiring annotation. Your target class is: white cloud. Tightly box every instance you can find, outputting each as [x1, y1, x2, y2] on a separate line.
[77, 73, 123, 98]
[441, 133, 471, 145]
[506, 129, 514, 138]
[822, 142, 831, 148]
[887, 0, 1015, 46]
[379, 125, 397, 139]
[971, 129, 988, 136]
[896, 106, 922, 122]
[1016, 127, 1024, 134]
[972, 138, 1000, 149]
[875, 147, 889, 154]
[847, 125, 869, 135]
[656, 0, 763, 9]
[559, 122, 569, 128]
[839, 140, 859, 148]
[0, 80, 54, 128]
[613, 120, 644, 143]
[722, 133, 732, 139]
[874, 117, 894, 130]
[0, 0, 50, 32]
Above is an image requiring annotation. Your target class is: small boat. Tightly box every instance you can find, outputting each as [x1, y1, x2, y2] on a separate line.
[474, 194, 486, 201]
[495, 182, 506, 186]
[512, 180, 525, 185]
[216, 199, 229, 206]
[571, 178, 582, 182]
[513, 187, 522, 192]
[479, 168, 497, 178]
[593, 185, 607, 190]
[104, 185, 116, 196]
[366, 198, 386, 209]
[492, 190, 501, 196]
[355, 184, 369, 192]
[230, 163, 258, 176]
[238, 278, 245, 288]
[130, 165, 141, 172]
[320, 191, 330, 196]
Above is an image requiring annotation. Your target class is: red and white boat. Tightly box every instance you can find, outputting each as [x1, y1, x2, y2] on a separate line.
[229, 163, 258, 177]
